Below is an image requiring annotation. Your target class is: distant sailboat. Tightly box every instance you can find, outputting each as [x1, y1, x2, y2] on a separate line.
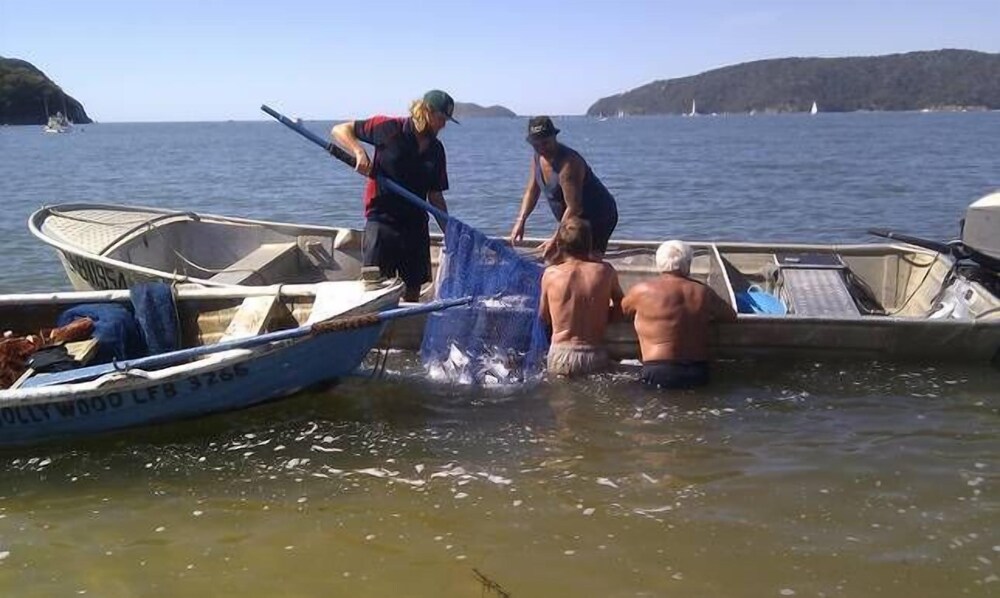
[43, 112, 69, 134]
[41, 96, 66, 134]
[683, 99, 697, 117]
[41, 94, 72, 134]
[810, 101, 819, 115]
[616, 109, 625, 118]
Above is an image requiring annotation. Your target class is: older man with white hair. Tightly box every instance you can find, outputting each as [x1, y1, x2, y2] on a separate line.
[622, 240, 737, 388]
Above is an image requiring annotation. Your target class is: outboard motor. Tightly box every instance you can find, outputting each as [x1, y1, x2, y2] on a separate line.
[961, 191, 1000, 265]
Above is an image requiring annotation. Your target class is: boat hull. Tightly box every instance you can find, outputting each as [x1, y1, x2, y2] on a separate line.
[381, 309, 1000, 363]
[30, 204, 1000, 365]
[0, 280, 403, 446]
[0, 324, 383, 446]
[56, 248, 158, 291]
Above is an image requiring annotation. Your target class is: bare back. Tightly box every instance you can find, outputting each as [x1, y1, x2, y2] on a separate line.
[622, 273, 737, 361]
[541, 258, 622, 346]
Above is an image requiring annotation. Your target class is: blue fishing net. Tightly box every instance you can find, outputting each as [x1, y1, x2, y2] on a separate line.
[420, 217, 549, 385]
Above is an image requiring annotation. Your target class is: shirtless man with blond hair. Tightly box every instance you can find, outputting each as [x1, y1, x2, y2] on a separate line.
[540, 217, 624, 376]
[622, 240, 737, 388]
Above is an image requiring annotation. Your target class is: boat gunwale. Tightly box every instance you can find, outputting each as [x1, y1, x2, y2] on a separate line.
[33, 204, 948, 287]
[30, 204, 997, 326]
[0, 347, 256, 406]
[0, 282, 385, 305]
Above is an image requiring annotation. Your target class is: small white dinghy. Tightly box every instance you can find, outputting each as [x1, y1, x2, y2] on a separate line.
[30, 204, 367, 290]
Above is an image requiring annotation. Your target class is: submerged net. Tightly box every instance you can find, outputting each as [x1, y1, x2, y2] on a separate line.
[420, 217, 548, 385]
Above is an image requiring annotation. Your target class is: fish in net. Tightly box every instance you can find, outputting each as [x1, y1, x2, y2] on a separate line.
[420, 217, 548, 385]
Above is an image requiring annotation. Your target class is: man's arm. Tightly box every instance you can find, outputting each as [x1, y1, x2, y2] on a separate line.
[424, 144, 450, 232]
[538, 157, 587, 260]
[427, 191, 449, 232]
[331, 121, 371, 175]
[510, 160, 541, 244]
[557, 156, 586, 220]
[621, 282, 643, 317]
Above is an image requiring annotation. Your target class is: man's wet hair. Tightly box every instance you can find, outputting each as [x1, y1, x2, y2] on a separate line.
[556, 217, 593, 259]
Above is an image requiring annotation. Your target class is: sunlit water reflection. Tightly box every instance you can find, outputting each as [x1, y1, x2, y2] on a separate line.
[1, 355, 996, 597]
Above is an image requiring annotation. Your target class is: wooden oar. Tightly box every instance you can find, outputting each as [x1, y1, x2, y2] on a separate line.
[22, 297, 472, 389]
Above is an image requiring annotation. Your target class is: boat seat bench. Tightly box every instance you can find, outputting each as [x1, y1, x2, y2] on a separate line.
[209, 242, 299, 286]
[775, 253, 860, 318]
[220, 295, 281, 341]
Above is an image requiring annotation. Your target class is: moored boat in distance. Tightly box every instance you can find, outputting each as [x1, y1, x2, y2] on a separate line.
[0, 279, 407, 446]
[43, 112, 71, 134]
[30, 193, 1000, 365]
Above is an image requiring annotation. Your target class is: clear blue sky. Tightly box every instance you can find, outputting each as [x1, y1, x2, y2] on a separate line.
[2, 0, 997, 122]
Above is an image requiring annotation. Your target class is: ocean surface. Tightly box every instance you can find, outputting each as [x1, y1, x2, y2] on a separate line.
[0, 114, 997, 597]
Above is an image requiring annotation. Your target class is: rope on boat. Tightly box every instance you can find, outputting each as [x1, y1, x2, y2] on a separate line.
[372, 324, 395, 379]
[167, 245, 260, 275]
[311, 313, 381, 333]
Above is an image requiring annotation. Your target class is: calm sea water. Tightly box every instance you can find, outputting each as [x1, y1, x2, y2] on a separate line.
[0, 114, 997, 597]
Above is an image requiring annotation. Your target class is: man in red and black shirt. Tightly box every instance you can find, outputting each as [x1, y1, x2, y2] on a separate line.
[332, 90, 456, 301]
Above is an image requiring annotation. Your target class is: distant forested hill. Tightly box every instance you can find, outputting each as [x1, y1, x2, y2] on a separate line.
[0, 57, 92, 125]
[588, 49, 1000, 116]
[453, 102, 516, 118]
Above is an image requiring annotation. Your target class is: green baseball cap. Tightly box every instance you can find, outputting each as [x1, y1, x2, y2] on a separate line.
[423, 89, 459, 124]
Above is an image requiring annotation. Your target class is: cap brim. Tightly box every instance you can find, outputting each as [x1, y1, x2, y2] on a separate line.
[446, 115, 460, 124]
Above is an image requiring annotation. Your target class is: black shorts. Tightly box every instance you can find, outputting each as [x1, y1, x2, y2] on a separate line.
[363, 219, 431, 289]
[641, 360, 709, 389]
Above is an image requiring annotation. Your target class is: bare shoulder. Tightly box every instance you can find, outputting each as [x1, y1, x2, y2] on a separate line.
[599, 260, 620, 277]
[578, 260, 611, 275]
[688, 277, 718, 296]
[543, 263, 569, 281]
[566, 147, 587, 167]
[560, 150, 586, 175]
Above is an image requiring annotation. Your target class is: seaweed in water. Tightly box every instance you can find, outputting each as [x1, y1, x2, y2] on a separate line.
[473, 568, 511, 598]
